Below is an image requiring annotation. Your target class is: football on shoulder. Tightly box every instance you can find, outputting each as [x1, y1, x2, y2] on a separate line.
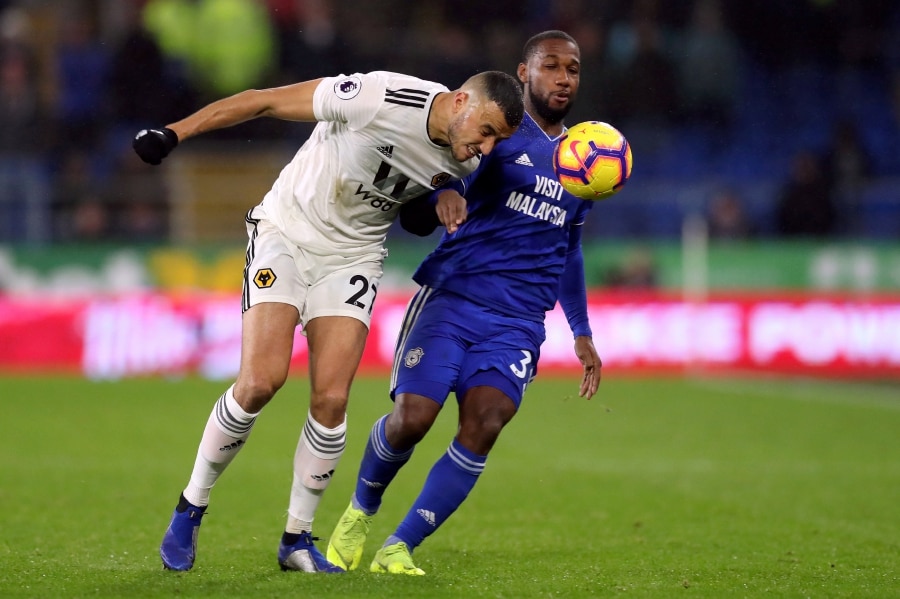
[553, 121, 633, 201]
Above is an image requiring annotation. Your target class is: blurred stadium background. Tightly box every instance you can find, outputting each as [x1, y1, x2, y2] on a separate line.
[0, 0, 898, 380]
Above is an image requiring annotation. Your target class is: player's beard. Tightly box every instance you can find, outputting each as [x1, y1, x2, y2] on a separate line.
[446, 120, 475, 161]
[530, 87, 572, 125]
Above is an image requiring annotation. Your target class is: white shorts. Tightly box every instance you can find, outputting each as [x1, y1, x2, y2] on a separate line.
[242, 209, 385, 330]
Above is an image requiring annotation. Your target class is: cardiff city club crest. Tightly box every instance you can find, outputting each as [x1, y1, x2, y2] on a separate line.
[404, 347, 424, 368]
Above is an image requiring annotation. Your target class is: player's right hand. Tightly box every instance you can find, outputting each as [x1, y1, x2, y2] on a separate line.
[133, 127, 178, 165]
[435, 190, 467, 234]
[574, 336, 601, 399]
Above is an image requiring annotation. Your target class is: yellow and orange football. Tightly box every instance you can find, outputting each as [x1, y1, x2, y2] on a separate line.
[553, 121, 633, 201]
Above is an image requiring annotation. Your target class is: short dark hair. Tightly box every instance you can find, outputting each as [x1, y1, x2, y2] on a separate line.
[467, 70, 525, 129]
[522, 30, 579, 63]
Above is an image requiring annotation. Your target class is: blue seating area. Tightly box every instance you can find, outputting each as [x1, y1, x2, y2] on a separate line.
[857, 178, 900, 239]
[584, 178, 781, 240]
[593, 59, 900, 240]
[586, 175, 900, 241]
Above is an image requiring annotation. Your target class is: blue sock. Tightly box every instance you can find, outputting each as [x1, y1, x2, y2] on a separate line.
[354, 415, 414, 514]
[392, 438, 486, 550]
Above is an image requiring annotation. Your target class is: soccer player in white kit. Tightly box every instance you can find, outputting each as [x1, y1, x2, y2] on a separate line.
[132, 69, 524, 573]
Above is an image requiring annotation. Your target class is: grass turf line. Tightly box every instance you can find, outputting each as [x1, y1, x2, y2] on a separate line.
[0, 375, 897, 598]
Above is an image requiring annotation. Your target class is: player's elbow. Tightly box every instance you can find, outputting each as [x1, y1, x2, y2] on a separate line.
[399, 195, 440, 237]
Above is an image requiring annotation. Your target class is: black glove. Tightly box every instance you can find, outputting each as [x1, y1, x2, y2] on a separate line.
[133, 127, 178, 165]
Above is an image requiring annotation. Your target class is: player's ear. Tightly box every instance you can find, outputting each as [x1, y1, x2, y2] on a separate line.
[454, 90, 469, 112]
[517, 63, 527, 84]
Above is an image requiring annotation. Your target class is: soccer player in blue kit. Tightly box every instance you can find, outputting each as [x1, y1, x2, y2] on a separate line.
[326, 30, 602, 575]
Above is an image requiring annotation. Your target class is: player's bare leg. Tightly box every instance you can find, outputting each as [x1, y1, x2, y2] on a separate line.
[279, 315, 368, 573]
[161, 302, 297, 571]
[232, 302, 300, 412]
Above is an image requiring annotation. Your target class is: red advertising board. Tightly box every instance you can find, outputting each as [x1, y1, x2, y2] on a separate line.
[1, 292, 898, 379]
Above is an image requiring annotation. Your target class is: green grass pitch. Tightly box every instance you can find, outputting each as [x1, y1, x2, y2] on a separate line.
[1, 374, 898, 598]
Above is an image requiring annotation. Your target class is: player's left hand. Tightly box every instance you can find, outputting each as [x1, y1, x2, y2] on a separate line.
[133, 127, 178, 165]
[574, 336, 601, 399]
[435, 190, 468, 234]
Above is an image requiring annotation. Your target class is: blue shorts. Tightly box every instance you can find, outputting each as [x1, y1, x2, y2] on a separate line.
[390, 287, 545, 408]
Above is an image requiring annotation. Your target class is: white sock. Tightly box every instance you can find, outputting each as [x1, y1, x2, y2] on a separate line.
[183, 385, 257, 507]
[285, 412, 346, 533]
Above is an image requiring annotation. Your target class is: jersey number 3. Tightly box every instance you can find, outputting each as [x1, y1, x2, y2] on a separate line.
[510, 350, 533, 393]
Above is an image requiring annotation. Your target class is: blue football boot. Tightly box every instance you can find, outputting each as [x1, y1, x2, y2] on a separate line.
[160, 494, 207, 571]
[278, 531, 345, 573]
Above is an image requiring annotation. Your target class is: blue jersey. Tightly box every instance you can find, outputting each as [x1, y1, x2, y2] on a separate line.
[412, 113, 593, 322]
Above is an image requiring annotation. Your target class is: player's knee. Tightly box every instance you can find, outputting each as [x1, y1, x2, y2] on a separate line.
[390, 414, 429, 445]
[469, 415, 505, 441]
[482, 413, 509, 440]
[385, 398, 438, 448]
[235, 374, 285, 411]
[309, 389, 349, 426]
[458, 407, 512, 453]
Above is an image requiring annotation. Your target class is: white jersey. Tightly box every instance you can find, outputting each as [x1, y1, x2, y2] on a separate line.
[258, 71, 479, 256]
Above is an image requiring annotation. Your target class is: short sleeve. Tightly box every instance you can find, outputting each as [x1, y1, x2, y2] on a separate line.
[313, 73, 385, 131]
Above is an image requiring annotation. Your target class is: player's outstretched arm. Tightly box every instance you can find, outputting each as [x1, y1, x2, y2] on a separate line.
[168, 80, 323, 140]
[574, 336, 601, 399]
[133, 79, 323, 165]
